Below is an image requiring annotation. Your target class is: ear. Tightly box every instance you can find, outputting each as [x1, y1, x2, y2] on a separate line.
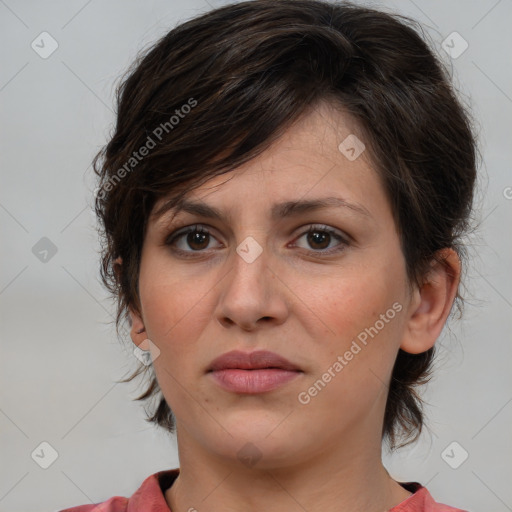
[115, 256, 148, 350]
[128, 305, 150, 350]
[113, 256, 123, 281]
[400, 248, 461, 354]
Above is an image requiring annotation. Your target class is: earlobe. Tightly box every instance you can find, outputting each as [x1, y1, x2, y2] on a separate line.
[129, 305, 147, 348]
[117, 256, 147, 348]
[113, 256, 123, 283]
[400, 248, 461, 355]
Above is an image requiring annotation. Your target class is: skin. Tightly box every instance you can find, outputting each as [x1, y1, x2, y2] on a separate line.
[128, 100, 460, 512]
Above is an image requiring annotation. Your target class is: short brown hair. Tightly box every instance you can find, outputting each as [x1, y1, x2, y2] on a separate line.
[93, 0, 477, 450]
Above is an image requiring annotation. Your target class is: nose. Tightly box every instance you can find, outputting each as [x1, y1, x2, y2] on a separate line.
[215, 236, 289, 332]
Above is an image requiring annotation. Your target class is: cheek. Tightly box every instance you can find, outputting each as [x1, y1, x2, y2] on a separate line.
[311, 262, 405, 340]
[137, 262, 215, 418]
[305, 255, 407, 386]
[294, 275, 405, 430]
[137, 256, 214, 362]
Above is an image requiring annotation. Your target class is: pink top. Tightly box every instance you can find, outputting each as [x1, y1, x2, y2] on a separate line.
[59, 469, 468, 512]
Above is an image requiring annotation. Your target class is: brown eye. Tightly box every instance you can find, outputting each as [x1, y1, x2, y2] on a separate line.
[165, 225, 221, 254]
[185, 229, 210, 250]
[306, 230, 331, 250]
[165, 223, 349, 259]
[293, 225, 349, 254]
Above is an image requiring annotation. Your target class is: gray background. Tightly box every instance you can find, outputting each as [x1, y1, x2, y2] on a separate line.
[1, 0, 511, 511]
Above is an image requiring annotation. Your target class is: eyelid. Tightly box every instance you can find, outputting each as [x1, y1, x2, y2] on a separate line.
[302, 224, 348, 240]
[165, 223, 221, 244]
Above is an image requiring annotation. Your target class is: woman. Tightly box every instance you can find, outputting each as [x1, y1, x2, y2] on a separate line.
[61, 0, 476, 510]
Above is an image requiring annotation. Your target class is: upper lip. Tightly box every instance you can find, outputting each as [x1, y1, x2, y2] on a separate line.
[208, 350, 301, 372]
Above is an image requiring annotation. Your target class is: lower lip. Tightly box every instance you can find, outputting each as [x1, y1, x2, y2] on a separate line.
[209, 369, 302, 393]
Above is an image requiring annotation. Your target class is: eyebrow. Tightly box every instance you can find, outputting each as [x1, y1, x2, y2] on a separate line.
[154, 196, 372, 226]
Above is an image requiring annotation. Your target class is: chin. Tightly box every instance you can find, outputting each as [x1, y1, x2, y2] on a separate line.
[206, 420, 305, 468]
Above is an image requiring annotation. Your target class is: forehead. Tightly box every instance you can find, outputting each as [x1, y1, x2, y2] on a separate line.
[151, 101, 382, 223]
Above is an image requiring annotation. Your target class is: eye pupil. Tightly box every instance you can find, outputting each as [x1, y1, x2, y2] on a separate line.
[188, 230, 209, 250]
[308, 230, 330, 249]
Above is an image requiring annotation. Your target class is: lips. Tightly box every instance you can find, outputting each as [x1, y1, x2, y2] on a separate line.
[207, 350, 303, 394]
[207, 350, 301, 372]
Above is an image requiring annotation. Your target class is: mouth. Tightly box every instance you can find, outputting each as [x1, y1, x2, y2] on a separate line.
[207, 350, 303, 394]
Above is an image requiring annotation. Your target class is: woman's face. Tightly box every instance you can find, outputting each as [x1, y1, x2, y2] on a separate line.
[134, 102, 418, 467]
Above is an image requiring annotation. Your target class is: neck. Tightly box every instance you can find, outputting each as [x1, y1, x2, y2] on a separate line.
[165, 428, 411, 512]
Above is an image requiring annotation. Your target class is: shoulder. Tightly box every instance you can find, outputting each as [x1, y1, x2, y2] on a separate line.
[58, 469, 180, 512]
[391, 482, 469, 512]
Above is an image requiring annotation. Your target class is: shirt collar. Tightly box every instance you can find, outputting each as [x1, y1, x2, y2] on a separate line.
[127, 469, 179, 512]
[127, 470, 462, 512]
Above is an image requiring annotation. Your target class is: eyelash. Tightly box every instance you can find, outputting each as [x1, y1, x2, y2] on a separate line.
[164, 224, 350, 258]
